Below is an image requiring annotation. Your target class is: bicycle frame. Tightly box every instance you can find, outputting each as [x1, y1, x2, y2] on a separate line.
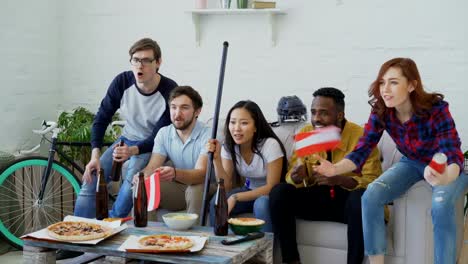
[35, 122, 112, 202]
[37, 138, 86, 201]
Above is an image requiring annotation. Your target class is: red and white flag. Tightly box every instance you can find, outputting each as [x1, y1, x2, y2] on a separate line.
[145, 170, 161, 211]
[294, 126, 341, 157]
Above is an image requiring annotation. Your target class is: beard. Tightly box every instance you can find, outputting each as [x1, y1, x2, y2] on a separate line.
[173, 117, 195, 131]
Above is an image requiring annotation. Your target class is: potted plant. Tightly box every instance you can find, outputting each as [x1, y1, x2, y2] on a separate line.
[57, 107, 121, 167]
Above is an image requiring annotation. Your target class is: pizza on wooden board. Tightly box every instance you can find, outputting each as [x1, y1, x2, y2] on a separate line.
[47, 221, 111, 241]
[138, 234, 194, 251]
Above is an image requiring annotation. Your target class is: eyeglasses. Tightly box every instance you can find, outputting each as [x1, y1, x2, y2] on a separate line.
[130, 57, 156, 66]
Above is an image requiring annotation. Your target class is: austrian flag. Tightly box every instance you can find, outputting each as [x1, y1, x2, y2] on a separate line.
[144, 170, 161, 211]
[294, 126, 341, 157]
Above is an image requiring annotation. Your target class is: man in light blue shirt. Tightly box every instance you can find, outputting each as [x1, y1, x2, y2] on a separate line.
[137, 86, 210, 214]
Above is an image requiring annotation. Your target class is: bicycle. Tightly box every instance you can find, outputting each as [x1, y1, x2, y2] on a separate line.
[0, 120, 116, 249]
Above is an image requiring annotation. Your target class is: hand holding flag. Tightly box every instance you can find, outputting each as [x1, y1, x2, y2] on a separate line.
[295, 126, 340, 200]
[312, 154, 337, 177]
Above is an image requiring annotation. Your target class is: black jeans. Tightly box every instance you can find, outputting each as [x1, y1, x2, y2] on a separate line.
[269, 183, 365, 264]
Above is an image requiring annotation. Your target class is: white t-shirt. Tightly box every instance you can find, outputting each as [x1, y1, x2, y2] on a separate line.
[221, 138, 284, 189]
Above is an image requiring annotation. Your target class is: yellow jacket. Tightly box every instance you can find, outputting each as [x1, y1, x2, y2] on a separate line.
[285, 121, 382, 190]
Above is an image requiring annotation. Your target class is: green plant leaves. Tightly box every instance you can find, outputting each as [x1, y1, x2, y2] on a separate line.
[57, 107, 121, 167]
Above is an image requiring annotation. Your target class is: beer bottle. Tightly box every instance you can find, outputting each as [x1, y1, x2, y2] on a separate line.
[95, 168, 108, 220]
[214, 178, 228, 236]
[110, 140, 124, 181]
[134, 172, 148, 227]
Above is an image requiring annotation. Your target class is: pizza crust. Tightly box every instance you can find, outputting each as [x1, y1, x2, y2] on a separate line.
[138, 234, 194, 251]
[47, 221, 110, 241]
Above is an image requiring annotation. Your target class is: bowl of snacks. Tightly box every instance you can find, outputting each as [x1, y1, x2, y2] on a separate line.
[228, 217, 265, 235]
[162, 213, 199, 230]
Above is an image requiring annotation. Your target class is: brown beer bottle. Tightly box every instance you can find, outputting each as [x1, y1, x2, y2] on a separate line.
[95, 168, 108, 220]
[214, 178, 228, 236]
[134, 172, 148, 227]
[110, 140, 124, 181]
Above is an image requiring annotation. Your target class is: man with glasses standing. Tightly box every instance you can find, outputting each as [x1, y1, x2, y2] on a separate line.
[58, 38, 177, 260]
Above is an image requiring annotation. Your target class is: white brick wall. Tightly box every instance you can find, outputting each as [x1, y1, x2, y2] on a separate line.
[1, 0, 467, 153]
[0, 0, 60, 153]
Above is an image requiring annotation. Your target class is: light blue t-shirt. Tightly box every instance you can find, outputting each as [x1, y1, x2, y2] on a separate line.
[152, 120, 210, 169]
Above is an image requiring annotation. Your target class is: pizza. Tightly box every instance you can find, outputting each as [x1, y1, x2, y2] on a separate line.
[47, 221, 111, 241]
[138, 234, 194, 251]
[228, 217, 265, 226]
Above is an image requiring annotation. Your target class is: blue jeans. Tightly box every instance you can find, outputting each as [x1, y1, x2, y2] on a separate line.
[209, 186, 272, 232]
[74, 137, 151, 218]
[361, 156, 468, 264]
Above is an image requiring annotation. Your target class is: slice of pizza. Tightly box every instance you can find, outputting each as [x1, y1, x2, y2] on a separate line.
[47, 221, 111, 241]
[138, 234, 194, 251]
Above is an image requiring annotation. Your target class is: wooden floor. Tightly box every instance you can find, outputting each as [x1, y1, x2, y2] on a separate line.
[459, 210, 468, 264]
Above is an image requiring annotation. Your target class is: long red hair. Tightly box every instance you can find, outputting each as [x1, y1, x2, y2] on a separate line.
[368, 58, 443, 120]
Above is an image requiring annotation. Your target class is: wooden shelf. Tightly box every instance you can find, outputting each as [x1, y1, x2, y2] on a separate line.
[187, 9, 286, 46]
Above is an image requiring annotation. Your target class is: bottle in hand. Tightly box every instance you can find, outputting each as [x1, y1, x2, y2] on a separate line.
[134, 172, 148, 227]
[110, 140, 124, 181]
[95, 168, 109, 220]
[429, 152, 447, 174]
[214, 178, 228, 236]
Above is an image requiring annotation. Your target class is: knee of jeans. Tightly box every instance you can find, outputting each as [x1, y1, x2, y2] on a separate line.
[431, 190, 456, 213]
[362, 180, 389, 206]
[253, 196, 269, 213]
[79, 182, 96, 195]
[126, 155, 150, 177]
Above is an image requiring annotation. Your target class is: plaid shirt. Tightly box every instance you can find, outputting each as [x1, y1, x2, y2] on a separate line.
[347, 100, 464, 173]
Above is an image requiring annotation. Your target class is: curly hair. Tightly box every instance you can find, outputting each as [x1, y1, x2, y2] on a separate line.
[313, 87, 345, 112]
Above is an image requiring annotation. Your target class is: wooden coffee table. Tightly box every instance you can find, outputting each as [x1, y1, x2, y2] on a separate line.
[23, 221, 273, 264]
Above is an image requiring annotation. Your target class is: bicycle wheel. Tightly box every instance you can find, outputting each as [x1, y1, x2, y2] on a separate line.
[0, 156, 81, 248]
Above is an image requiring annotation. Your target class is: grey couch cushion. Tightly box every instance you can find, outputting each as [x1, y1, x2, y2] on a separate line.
[296, 220, 348, 250]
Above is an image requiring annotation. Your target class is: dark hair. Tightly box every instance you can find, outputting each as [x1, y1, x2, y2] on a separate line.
[312, 87, 345, 112]
[169, 86, 203, 110]
[129, 38, 161, 61]
[224, 100, 288, 185]
[368, 57, 443, 120]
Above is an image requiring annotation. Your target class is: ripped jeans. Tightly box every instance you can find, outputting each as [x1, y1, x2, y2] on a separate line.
[361, 156, 468, 264]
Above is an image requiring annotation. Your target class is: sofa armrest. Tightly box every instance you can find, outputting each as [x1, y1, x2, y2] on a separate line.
[390, 180, 433, 261]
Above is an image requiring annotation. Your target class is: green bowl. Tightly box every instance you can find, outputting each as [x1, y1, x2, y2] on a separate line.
[228, 218, 265, 235]
[229, 223, 264, 235]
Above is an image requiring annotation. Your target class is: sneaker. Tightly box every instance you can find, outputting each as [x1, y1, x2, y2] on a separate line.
[56, 249, 84, 260]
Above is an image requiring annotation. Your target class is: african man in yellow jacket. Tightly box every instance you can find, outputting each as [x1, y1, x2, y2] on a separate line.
[269, 87, 382, 264]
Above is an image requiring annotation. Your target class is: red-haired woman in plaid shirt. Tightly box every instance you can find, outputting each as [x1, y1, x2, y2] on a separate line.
[314, 58, 468, 264]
